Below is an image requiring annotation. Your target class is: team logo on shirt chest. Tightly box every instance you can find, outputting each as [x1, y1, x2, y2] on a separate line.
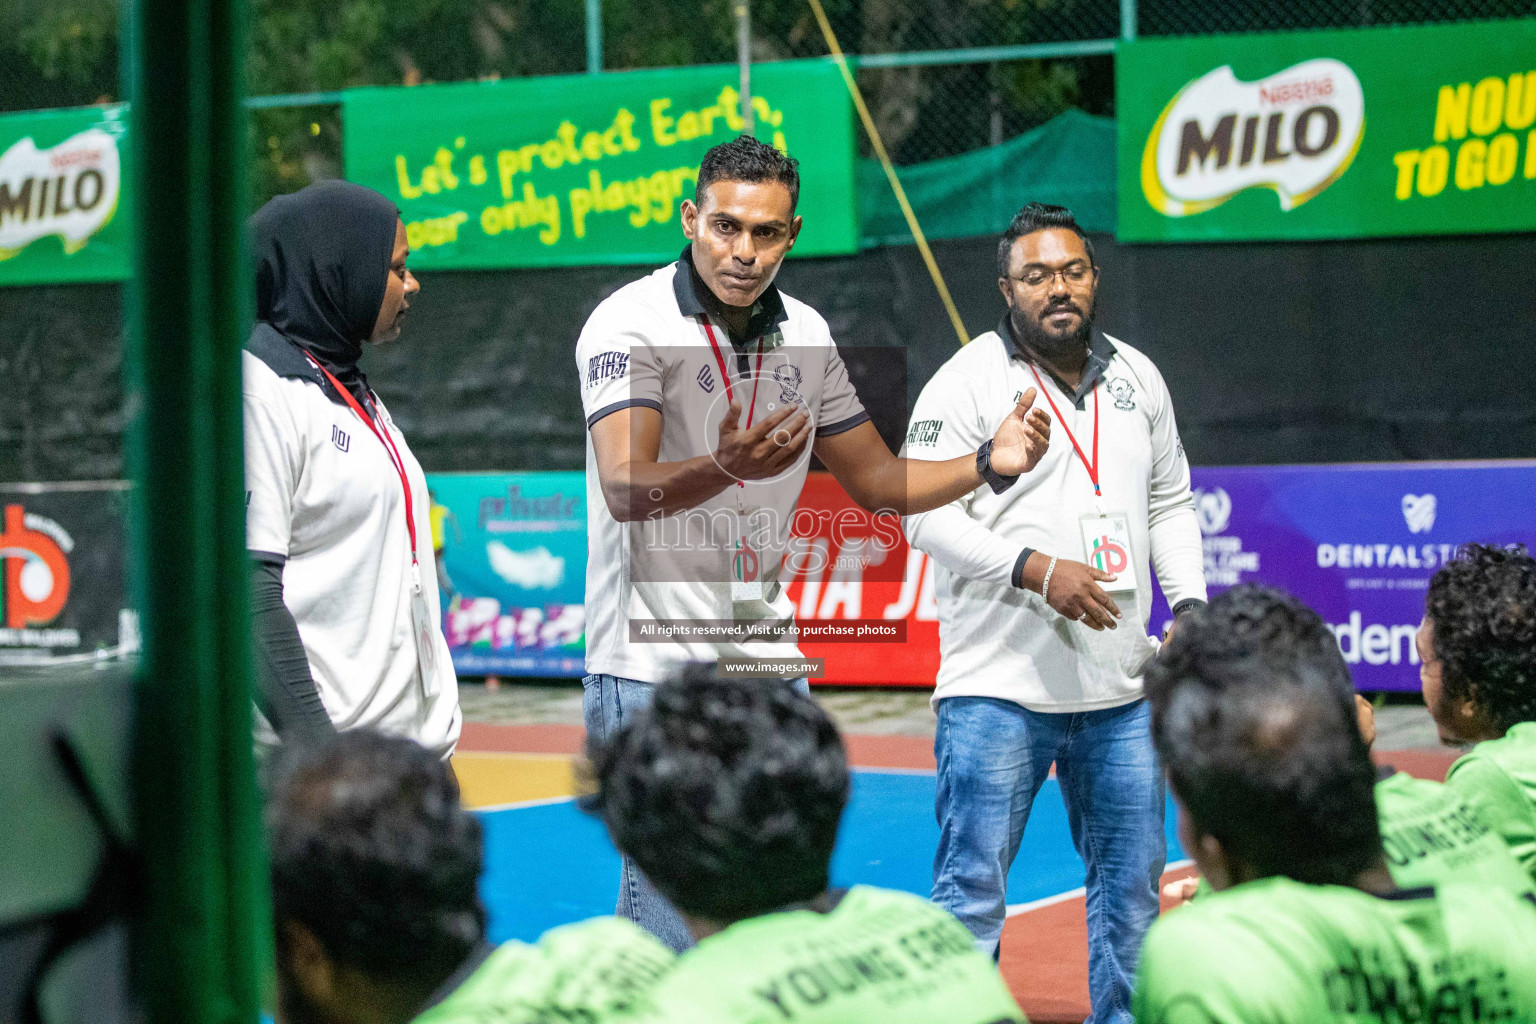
[331, 425, 351, 452]
[1106, 377, 1137, 410]
[697, 364, 716, 393]
[773, 364, 802, 403]
[585, 351, 630, 388]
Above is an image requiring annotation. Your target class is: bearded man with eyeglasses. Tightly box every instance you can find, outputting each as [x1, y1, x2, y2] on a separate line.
[900, 203, 1208, 1024]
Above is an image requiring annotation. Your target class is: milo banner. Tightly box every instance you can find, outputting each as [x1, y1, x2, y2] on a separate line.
[427, 472, 587, 677]
[344, 60, 858, 269]
[1117, 19, 1536, 242]
[0, 105, 130, 286]
[0, 482, 135, 666]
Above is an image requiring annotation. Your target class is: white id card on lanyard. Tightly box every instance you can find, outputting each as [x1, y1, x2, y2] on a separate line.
[1079, 512, 1138, 595]
[410, 562, 439, 689]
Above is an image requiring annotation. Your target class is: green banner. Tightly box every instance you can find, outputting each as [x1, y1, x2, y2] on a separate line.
[343, 60, 857, 269]
[0, 105, 131, 286]
[1117, 20, 1536, 242]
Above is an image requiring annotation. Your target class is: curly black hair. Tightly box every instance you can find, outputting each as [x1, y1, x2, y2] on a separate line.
[265, 730, 486, 989]
[997, 202, 1096, 277]
[1145, 585, 1382, 887]
[1426, 543, 1536, 735]
[583, 666, 848, 923]
[696, 134, 800, 212]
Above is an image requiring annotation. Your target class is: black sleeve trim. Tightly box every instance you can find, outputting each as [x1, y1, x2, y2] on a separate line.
[1171, 598, 1207, 617]
[250, 559, 334, 740]
[586, 398, 663, 429]
[1012, 548, 1036, 589]
[817, 410, 871, 438]
[248, 548, 287, 566]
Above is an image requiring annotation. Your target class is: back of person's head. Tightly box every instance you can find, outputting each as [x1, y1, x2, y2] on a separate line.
[266, 730, 485, 996]
[1144, 585, 1382, 887]
[1426, 543, 1536, 736]
[696, 135, 801, 211]
[583, 666, 849, 924]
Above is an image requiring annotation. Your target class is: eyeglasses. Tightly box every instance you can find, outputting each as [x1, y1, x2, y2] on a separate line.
[1009, 261, 1095, 289]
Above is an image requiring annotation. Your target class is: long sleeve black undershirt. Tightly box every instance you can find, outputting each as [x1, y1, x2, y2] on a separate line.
[250, 557, 335, 739]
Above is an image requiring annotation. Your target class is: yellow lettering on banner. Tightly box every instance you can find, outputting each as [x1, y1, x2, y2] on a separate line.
[468, 154, 487, 186]
[1527, 130, 1536, 179]
[717, 86, 745, 131]
[395, 155, 424, 199]
[1486, 132, 1519, 185]
[479, 181, 561, 246]
[1417, 145, 1449, 196]
[568, 165, 699, 239]
[1508, 72, 1536, 131]
[405, 211, 468, 249]
[1470, 77, 1506, 136]
[1435, 83, 1470, 142]
[1392, 150, 1419, 200]
[651, 99, 677, 147]
[1455, 138, 1486, 190]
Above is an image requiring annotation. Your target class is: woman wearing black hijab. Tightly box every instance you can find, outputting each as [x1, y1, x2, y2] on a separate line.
[244, 180, 460, 758]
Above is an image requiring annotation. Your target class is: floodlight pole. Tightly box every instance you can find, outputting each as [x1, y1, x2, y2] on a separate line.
[737, 0, 753, 131]
[1121, 0, 1137, 40]
[125, 0, 267, 1019]
[585, 0, 603, 74]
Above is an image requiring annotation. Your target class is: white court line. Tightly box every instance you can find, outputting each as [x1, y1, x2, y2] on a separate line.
[1004, 859, 1194, 918]
[470, 794, 578, 814]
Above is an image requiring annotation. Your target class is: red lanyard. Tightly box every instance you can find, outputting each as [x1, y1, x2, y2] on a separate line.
[1028, 362, 1100, 497]
[304, 352, 420, 567]
[701, 319, 764, 492]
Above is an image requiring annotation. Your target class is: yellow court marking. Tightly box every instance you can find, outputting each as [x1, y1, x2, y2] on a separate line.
[452, 751, 580, 810]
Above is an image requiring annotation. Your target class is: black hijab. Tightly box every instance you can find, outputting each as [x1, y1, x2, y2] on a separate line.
[251, 180, 400, 403]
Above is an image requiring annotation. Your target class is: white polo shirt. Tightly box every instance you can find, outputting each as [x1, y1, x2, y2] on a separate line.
[903, 319, 1206, 712]
[243, 329, 461, 757]
[577, 250, 869, 683]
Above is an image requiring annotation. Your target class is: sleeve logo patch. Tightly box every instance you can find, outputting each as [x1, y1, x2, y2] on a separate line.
[586, 351, 630, 388]
[906, 418, 943, 447]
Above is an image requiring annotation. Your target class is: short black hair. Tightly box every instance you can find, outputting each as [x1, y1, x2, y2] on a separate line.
[266, 730, 485, 986]
[1145, 585, 1383, 887]
[1426, 543, 1536, 735]
[583, 666, 848, 922]
[696, 135, 800, 212]
[997, 202, 1096, 277]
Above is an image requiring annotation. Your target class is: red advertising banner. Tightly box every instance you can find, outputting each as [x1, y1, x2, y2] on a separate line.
[785, 473, 939, 687]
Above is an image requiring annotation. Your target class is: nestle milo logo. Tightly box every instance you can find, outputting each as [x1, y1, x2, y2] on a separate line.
[0, 125, 122, 262]
[1142, 59, 1365, 217]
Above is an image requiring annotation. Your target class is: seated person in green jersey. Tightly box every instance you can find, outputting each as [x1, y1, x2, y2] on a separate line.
[1420, 542, 1536, 880]
[1166, 690, 1531, 902]
[581, 666, 1027, 1024]
[265, 730, 673, 1024]
[1134, 585, 1536, 1024]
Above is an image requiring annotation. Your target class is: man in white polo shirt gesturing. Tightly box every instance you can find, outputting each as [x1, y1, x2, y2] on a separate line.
[903, 203, 1207, 1024]
[576, 136, 1053, 950]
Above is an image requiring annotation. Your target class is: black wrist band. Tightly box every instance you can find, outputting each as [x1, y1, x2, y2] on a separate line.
[1171, 598, 1206, 617]
[977, 439, 1020, 495]
[1011, 548, 1036, 589]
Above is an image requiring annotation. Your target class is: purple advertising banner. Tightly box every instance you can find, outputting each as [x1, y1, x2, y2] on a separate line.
[1151, 461, 1536, 692]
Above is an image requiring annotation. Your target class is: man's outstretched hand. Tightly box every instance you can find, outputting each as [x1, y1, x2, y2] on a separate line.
[989, 388, 1052, 477]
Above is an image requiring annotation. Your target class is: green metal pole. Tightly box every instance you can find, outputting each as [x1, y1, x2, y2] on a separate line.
[124, 0, 267, 1019]
[586, 0, 603, 74]
[1121, 0, 1138, 41]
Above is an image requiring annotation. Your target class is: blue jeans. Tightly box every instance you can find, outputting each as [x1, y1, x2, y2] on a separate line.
[582, 672, 810, 953]
[932, 697, 1165, 1024]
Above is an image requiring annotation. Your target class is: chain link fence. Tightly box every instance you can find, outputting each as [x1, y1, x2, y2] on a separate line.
[2, 0, 1532, 202]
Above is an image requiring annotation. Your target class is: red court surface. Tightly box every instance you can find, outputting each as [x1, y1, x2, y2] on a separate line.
[457, 722, 1459, 1024]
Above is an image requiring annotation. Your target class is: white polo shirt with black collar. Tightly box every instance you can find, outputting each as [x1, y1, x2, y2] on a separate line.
[243, 328, 461, 757]
[576, 249, 869, 684]
[902, 318, 1206, 712]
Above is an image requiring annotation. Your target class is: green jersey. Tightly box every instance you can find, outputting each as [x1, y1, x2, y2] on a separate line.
[641, 885, 1026, 1024]
[414, 917, 675, 1024]
[1445, 721, 1536, 882]
[1135, 876, 1536, 1023]
[1375, 769, 1533, 896]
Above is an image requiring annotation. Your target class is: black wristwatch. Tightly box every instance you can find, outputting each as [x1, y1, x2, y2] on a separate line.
[976, 439, 1019, 495]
